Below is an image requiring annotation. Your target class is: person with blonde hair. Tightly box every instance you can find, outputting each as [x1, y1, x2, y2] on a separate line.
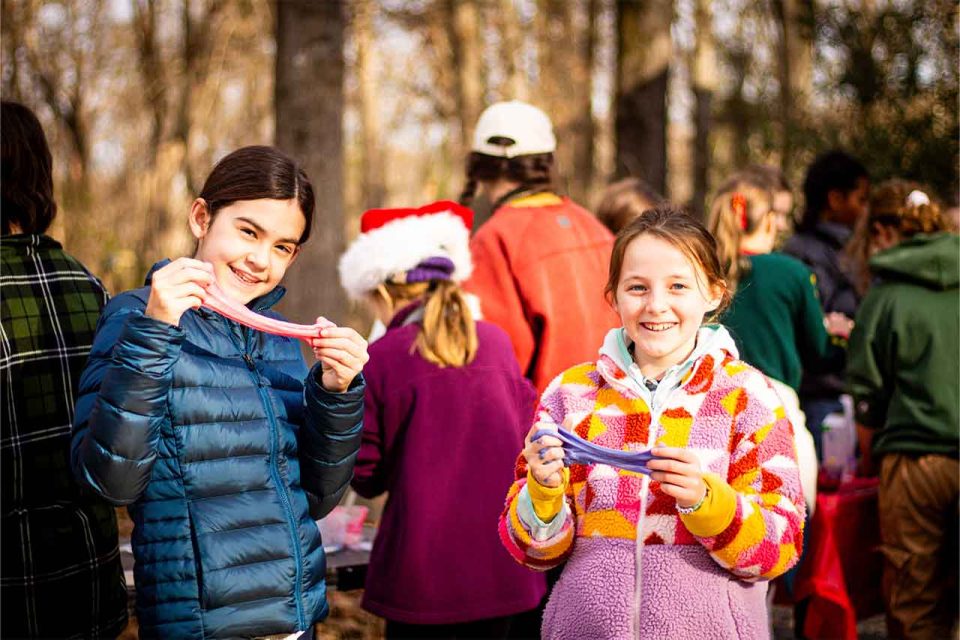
[846, 180, 958, 638]
[339, 201, 545, 639]
[707, 171, 853, 513]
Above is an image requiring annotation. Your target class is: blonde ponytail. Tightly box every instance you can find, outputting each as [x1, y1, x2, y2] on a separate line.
[707, 181, 774, 292]
[382, 280, 478, 368]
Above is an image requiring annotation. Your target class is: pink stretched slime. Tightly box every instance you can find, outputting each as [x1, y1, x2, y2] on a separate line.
[202, 282, 335, 342]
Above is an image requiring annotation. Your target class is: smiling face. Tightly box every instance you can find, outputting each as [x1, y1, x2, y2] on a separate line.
[190, 198, 305, 304]
[612, 234, 722, 379]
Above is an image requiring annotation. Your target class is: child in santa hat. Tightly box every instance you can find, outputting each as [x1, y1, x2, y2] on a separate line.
[339, 201, 546, 638]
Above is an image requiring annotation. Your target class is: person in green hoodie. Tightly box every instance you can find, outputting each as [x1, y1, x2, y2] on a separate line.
[846, 179, 959, 640]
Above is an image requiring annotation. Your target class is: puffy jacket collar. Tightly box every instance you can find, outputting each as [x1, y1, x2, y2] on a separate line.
[869, 232, 959, 290]
[145, 259, 287, 311]
[597, 324, 738, 411]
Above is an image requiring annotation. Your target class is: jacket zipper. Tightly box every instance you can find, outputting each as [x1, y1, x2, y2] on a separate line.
[234, 328, 307, 631]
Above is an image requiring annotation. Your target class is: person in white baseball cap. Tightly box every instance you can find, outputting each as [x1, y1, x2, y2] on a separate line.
[459, 101, 619, 395]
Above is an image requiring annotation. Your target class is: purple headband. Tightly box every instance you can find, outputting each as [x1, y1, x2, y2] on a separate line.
[401, 256, 456, 284]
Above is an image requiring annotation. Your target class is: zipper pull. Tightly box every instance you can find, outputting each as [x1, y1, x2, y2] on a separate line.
[242, 354, 256, 371]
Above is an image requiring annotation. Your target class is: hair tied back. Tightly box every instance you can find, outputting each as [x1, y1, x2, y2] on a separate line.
[731, 193, 748, 230]
[906, 190, 930, 208]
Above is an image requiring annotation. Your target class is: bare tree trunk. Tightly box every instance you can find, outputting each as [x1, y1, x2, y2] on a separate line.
[275, 0, 347, 326]
[773, 0, 813, 175]
[691, 0, 716, 216]
[449, 0, 484, 151]
[497, 0, 527, 101]
[355, 0, 386, 210]
[536, 0, 593, 203]
[614, 0, 672, 195]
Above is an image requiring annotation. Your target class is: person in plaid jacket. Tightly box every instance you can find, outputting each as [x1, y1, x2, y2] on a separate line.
[1, 101, 128, 638]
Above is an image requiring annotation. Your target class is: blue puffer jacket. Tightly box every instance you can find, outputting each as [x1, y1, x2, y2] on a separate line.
[70, 265, 364, 639]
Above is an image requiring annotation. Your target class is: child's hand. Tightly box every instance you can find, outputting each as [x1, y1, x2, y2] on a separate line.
[523, 422, 566, 488]
[310, 324, 369, 393]
[648, 447, 706, 509]
[824, 312, 854, 339]
[144, 258, 215, 327]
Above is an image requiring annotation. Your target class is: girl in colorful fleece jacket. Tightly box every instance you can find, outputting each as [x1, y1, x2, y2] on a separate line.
[499, 207, 805, 640]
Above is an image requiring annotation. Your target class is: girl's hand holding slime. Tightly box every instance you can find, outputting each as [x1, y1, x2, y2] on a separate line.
[145, 258, 215, 326]
[310, 324, 369, 393]
[647, 446, 706, 509]
[523, 422, 566, 488]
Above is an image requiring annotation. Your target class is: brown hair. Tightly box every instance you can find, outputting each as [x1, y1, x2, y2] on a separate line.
[380, 280, 478, 368]
[458, 152, 555, 207]
[706, 175, 775, 291]
[1, 101, 56, 235]
[846, 178, 952, 295]
[595, 177, 665, 234]
[606, 205, 731, 321]
[199, 145, 315, 243]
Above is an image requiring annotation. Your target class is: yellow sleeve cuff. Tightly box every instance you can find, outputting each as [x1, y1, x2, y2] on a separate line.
[679, 472, 738, 537]
[526, 467, 570, 522]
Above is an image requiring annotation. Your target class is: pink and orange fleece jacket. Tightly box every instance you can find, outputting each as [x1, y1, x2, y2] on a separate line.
[499, 326, 806, 639]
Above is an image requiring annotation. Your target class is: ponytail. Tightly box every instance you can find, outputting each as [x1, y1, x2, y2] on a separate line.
[381, 280, 478, 368]
[459, 178, 478, 207]
[707, 181, 773, 292]
[418, 280, 478, 367]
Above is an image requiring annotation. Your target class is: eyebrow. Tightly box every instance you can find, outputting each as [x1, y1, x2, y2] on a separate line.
[623, 273, 693, 280]
[235, 216, 300, 245]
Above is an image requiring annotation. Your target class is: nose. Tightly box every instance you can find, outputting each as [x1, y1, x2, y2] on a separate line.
[246, 243, 270, 271]
[645, 287, 669, 314]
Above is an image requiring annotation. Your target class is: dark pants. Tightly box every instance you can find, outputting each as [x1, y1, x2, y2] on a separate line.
[386, 614, 520, 640]
[879, 453, 959, 639]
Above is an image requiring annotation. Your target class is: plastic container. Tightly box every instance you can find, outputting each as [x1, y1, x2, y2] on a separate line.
[820, 395, 857, 489]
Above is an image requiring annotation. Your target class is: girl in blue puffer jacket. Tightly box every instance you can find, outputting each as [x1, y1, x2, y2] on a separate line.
[70, 146, 368, 639]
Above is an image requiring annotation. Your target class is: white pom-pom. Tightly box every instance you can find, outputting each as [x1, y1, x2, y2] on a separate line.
[906, 190, 930, 207]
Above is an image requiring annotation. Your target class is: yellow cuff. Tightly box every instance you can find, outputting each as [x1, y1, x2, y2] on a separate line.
[526, 467, 570, 522]
[679, 472, 738, 537]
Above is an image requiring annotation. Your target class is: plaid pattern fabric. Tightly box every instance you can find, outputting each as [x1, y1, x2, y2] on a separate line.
[1, 234, 127, 639]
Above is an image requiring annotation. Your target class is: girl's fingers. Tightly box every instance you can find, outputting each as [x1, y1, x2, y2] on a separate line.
[650, 471, 700, 488]
[314, 346, 364, 368]
[537, 446, 565, 464]
[312, 336, 369, 357]
[645, 458, 697, 475]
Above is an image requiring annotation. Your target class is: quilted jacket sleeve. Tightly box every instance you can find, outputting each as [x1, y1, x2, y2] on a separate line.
[301, 366, 365, 519]
[682, 369, 806, 581]
[71, 295, 182, 505]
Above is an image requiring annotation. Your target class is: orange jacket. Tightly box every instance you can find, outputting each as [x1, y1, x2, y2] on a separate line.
[465, 193, 619, 392]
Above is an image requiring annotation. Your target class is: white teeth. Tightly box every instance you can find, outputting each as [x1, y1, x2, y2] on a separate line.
[642, 322, 674, 331]
[231, 268, 258, 284]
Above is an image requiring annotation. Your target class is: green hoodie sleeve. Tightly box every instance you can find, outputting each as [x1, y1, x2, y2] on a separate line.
[846, 290, 893, 429]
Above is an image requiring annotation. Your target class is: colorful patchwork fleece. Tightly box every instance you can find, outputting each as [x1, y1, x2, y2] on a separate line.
[498, 327, 805, 639]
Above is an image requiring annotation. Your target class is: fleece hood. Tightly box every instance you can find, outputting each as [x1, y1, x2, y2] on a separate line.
[597, 324, 739, 412]
[868, 232, 959, 291]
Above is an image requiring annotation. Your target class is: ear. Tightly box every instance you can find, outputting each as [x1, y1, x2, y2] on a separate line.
[188, 198, 211, 240]
[607, 291, 619, 315]
[705, 282, 725, 313]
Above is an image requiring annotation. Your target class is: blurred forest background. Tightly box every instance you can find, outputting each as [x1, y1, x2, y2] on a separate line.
[2, 0, 957, 330]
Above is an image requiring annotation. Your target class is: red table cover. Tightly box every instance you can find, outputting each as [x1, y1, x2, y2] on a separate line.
[792, 477, 885, 639]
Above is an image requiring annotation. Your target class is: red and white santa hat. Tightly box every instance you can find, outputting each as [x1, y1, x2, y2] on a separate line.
[338, 200, 474, 301]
